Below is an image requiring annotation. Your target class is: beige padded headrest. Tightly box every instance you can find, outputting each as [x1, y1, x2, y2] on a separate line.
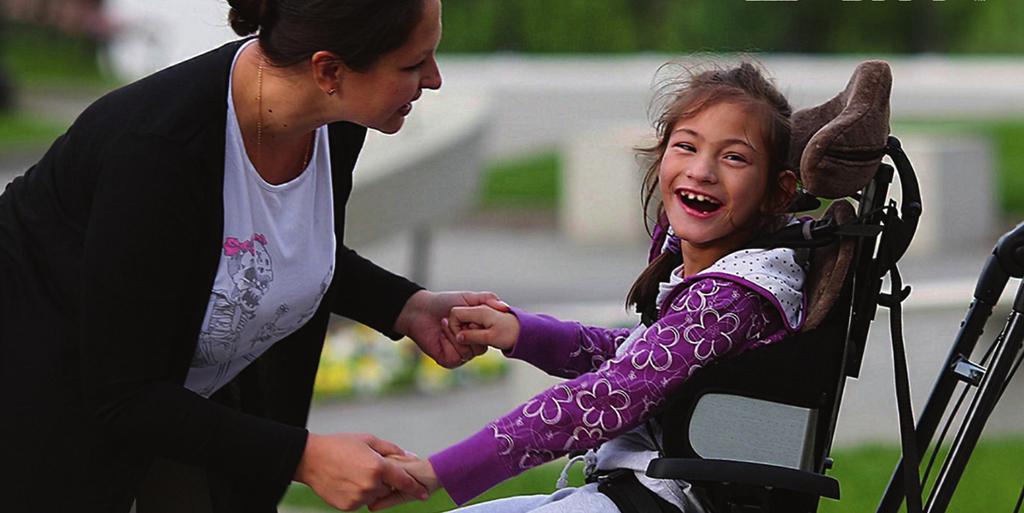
[790, 61, 893, 199]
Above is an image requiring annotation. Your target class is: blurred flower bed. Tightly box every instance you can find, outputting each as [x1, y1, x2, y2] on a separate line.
[313, 320, 507, 401]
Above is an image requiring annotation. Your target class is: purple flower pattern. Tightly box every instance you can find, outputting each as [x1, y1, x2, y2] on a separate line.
[487, 278, 790, 475]
[670, 278, 720, 313]
[683, 308, 740, 361]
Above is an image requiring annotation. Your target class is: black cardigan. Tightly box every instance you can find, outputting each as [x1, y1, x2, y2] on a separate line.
[0, 39, 422, 511]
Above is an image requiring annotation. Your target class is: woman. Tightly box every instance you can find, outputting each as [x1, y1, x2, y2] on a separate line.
[0, 0, 496, 511]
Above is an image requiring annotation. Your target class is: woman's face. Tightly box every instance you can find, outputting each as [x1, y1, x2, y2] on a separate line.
[658, 101, 774, 256]
[339, 0, 443, 134]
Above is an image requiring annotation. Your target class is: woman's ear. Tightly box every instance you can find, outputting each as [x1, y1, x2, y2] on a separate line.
[310, 51, 344, 96]
[768, 169, 799, 213]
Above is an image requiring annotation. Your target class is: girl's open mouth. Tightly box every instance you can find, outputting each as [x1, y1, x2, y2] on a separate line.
[678, 190, 723, 217]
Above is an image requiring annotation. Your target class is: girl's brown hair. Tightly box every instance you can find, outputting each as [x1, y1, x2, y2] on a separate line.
[626, 62, 794, 323]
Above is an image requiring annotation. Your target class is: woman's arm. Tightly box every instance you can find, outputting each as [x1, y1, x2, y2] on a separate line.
[431, 279, 789, 505]
[331, 246, 424, 339]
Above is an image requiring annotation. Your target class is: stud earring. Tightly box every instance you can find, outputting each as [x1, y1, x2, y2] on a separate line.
[327, 88, 337, 96]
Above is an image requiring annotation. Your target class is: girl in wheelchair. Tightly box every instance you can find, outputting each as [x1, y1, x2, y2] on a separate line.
[377, 62, 803, 513]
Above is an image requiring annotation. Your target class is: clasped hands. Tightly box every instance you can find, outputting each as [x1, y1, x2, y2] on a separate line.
[299, 290, 521, 511]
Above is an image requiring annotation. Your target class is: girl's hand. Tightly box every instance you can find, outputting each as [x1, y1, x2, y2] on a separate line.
[368, 454, 441, 511]
[395, 290, 510, 368]
[446, 305, 521, 351]
[294, 433, 428, 511]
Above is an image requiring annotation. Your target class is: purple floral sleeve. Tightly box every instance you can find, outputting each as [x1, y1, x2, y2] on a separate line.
[504, 307, 633, 378]
[430, 278, 790, 505]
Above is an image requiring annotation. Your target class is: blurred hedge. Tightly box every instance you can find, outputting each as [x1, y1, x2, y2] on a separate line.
[439, 0, 1024, 55]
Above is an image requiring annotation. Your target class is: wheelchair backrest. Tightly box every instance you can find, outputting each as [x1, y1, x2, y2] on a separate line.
[654, 59, 904, 484]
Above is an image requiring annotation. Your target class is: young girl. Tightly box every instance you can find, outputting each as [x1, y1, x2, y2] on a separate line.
[376, 63, 802, 513]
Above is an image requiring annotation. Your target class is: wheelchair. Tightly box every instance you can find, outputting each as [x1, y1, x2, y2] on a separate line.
[625, 61, 1024, 513]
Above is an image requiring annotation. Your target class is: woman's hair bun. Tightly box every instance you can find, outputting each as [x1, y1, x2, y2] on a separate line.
[227, 0, 268, 36]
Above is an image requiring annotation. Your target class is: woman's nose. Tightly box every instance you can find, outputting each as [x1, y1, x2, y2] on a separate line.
[422, 58, 442, 90]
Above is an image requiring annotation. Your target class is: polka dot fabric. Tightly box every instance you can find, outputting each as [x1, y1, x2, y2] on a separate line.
[700, 248, 806, 331]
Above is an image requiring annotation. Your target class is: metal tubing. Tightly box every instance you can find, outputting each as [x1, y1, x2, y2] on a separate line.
[927, 281, 1024, 513]
[876, 268, 1005, 513]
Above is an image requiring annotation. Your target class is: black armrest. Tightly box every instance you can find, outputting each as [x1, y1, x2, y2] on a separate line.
[646, 458, 840, 500]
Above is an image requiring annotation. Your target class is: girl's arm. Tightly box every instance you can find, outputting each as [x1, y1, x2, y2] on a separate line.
[448, 306, 634, 378]
[433, 278, 789, 505]
[507, 308, 635, 378]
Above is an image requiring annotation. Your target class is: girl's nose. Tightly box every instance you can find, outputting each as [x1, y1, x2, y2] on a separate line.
[685, 158, 718, 184]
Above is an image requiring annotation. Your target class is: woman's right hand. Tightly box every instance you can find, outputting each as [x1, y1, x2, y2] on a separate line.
[294, 433, 428, 511]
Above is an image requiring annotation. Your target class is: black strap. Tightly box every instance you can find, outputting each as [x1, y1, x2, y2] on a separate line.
[879, 264, 923, 513]
[597, 469, 682, 513]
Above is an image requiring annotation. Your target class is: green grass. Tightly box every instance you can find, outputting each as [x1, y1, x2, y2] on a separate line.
[0, 111, 65, 150]
[283, 459, 589, 512]
[819, 437, 1024, 513]
[282, 437, 1024, 512]
[2, 23, 115, 88]
[479, 151, 560, 208]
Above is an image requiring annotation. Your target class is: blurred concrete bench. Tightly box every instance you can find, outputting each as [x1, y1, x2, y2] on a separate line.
[347, 89, 491, 284]
[893, 133, 997, 257]
[560, 127, 998, 255]
[560, 123, 651, 245]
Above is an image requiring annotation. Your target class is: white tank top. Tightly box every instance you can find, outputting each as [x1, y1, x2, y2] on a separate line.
[185, 40, 336, 397]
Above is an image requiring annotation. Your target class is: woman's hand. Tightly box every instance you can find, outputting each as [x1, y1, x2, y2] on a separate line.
[394, 290, 510, 368]
[368, 454, 441, 511]
[294, 433, 428, 511]
[446, 305, 521, 352]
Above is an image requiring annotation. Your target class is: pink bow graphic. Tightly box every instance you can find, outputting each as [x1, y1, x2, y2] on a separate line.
[223, 234, 266, 256]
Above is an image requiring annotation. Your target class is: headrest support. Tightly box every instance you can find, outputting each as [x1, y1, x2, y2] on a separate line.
[790, 61, 893, 199]
[802, 200, 857, 331]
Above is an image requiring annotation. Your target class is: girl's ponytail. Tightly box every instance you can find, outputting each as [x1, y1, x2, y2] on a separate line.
[627, 250, 683, 325]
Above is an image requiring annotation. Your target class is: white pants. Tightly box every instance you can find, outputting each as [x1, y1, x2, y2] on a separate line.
[449, 483, 621, 513]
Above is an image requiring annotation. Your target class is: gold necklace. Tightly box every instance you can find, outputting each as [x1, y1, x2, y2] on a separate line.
[256, 59, 313, 176]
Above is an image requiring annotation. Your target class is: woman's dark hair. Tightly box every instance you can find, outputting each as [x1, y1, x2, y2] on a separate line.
[626, 62, 793, 321]
[227, 0, 427, 71]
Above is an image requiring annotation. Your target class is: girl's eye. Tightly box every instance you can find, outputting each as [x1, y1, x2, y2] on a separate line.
[724, 153, 749, 164]
[674, 142, 696, 152]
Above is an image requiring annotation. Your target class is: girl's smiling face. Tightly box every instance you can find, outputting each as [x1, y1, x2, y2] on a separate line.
[659, 100, 778, 259]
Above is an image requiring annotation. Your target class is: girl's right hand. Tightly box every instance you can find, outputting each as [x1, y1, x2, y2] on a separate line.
[445, 305, 521, 351]
[294, 433, 428, 511]
[369, 454, 441, 511]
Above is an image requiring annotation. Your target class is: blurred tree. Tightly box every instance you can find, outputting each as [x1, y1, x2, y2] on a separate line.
[435, 0, 1017, 56]
[955, 1, 1024, 54]
[437, 0, 503, 52]
[517, 0, 639, 53]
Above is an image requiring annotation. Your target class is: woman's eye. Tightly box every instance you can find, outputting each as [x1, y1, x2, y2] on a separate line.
[404, 61, 425, 72]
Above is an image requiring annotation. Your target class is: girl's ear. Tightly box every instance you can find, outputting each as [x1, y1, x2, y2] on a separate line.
[310, 50, 345, 96]
[766, 169, 799, 213]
